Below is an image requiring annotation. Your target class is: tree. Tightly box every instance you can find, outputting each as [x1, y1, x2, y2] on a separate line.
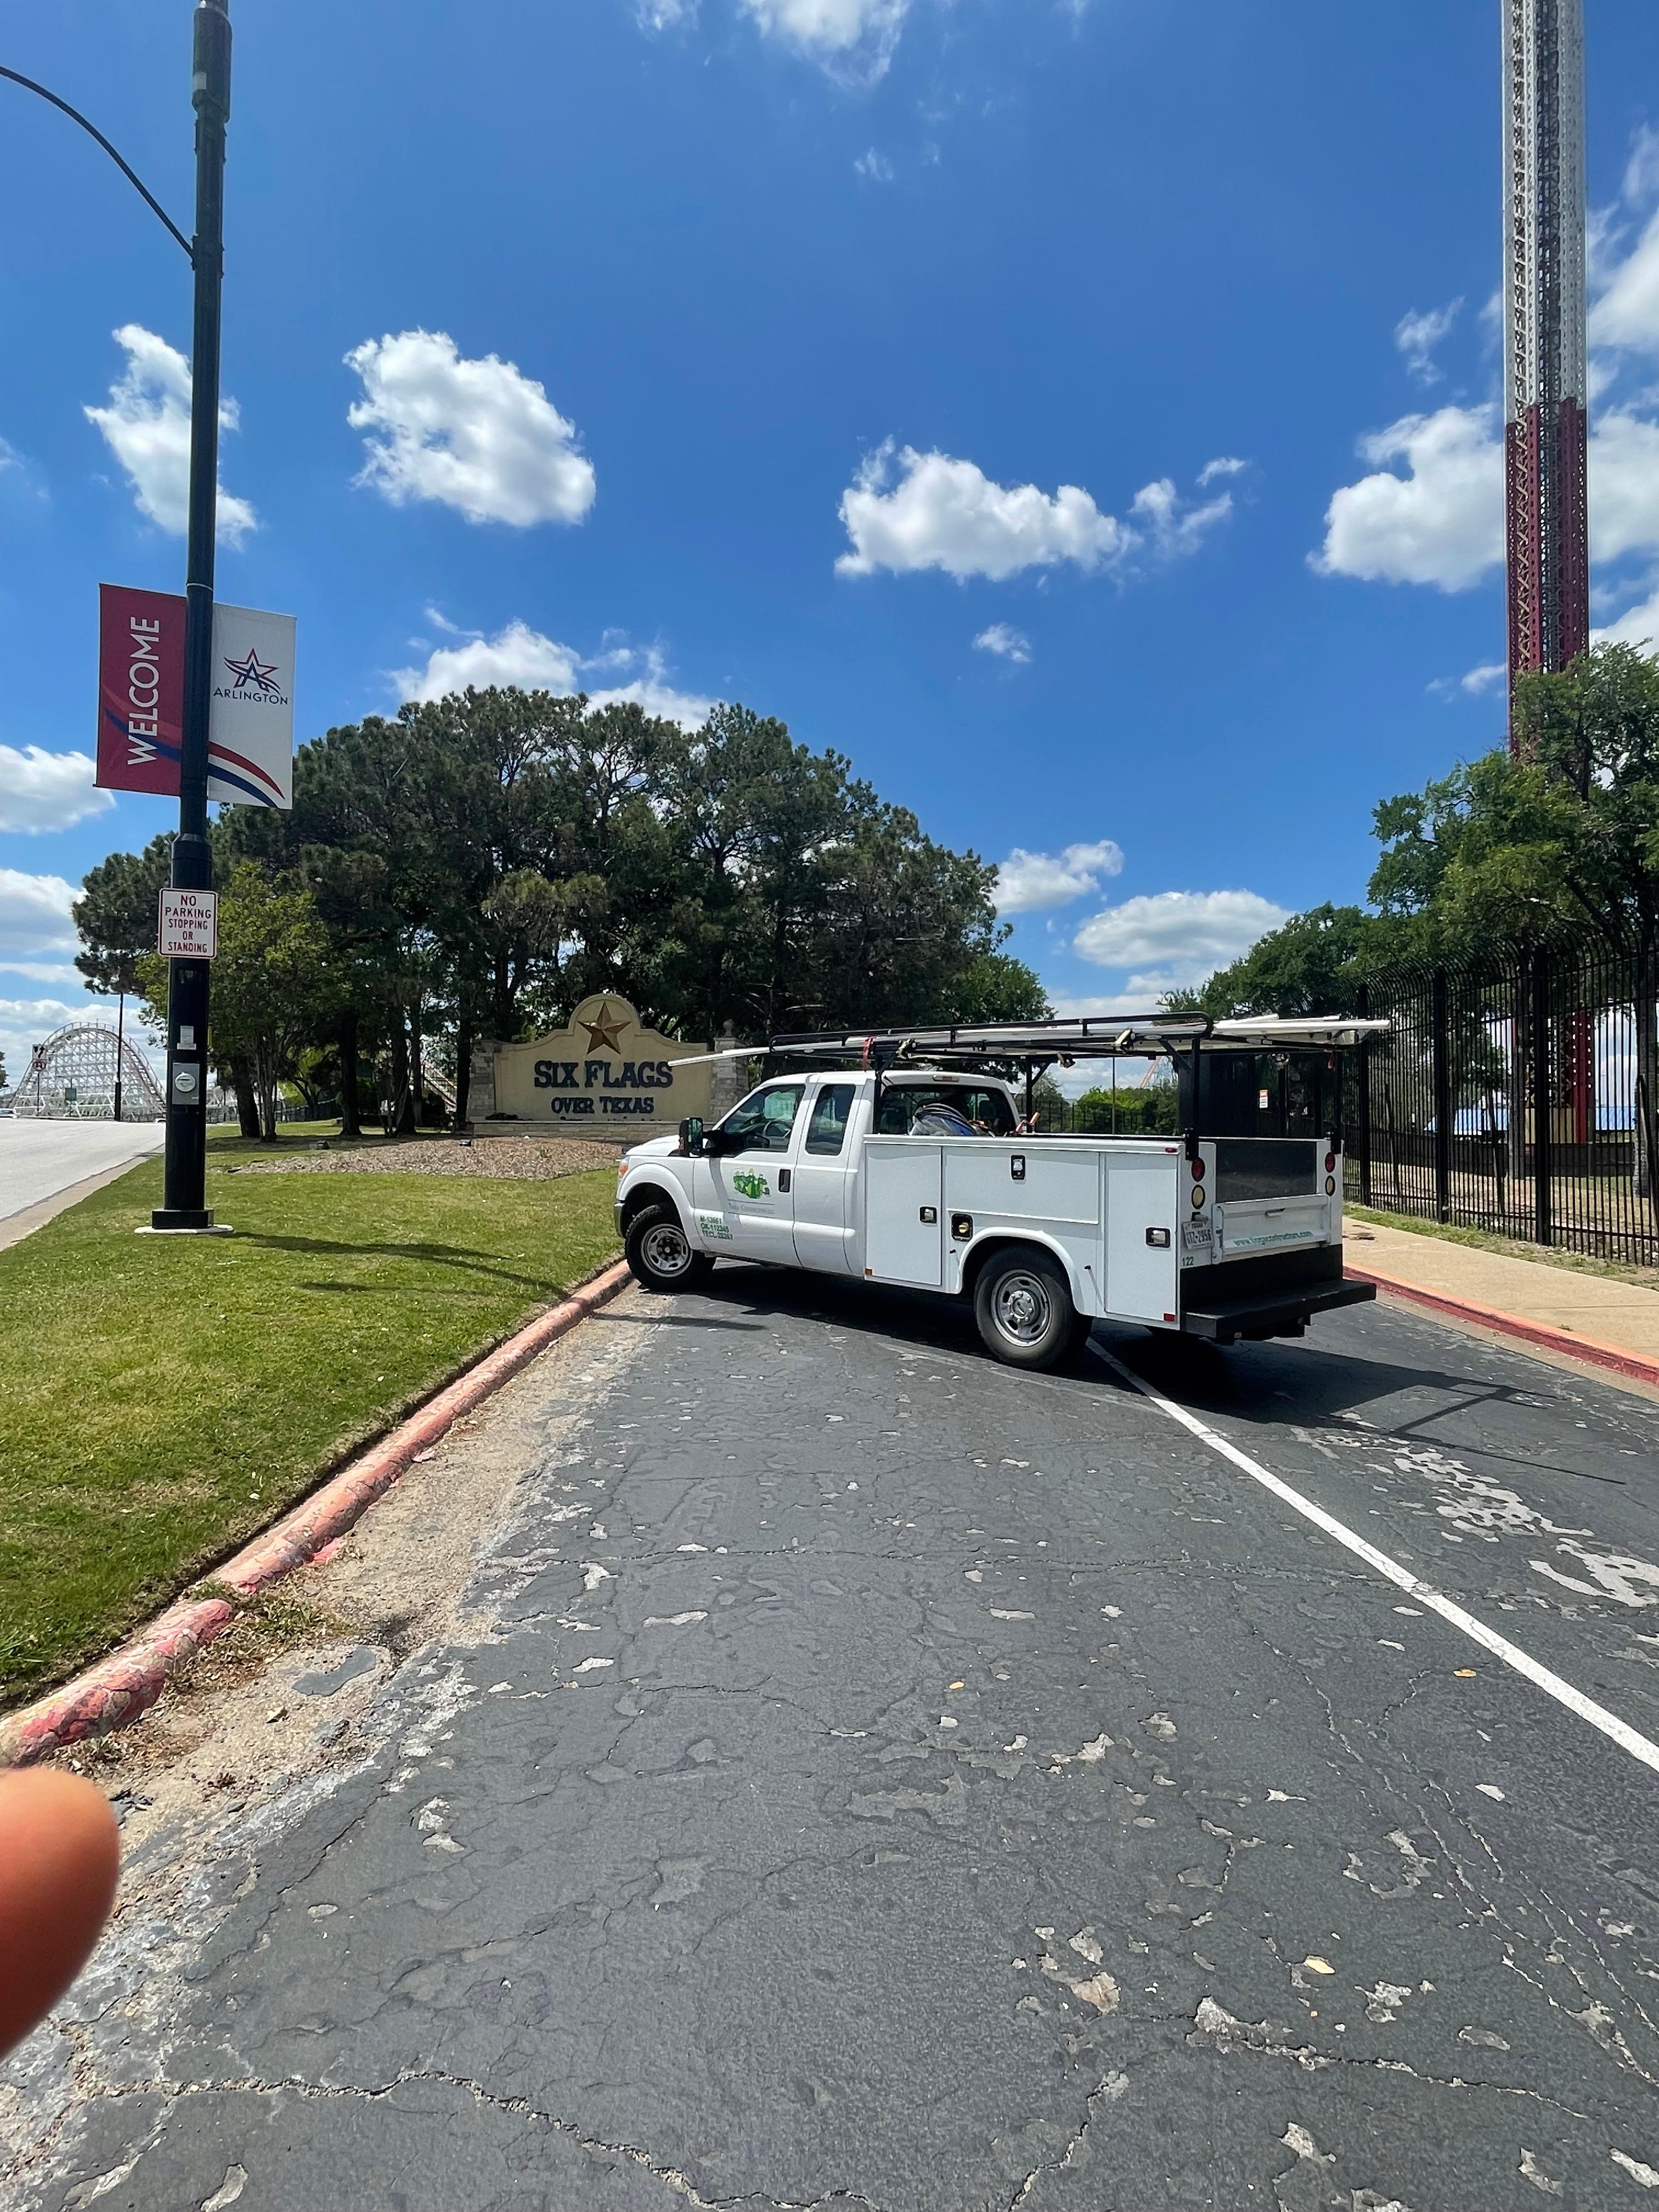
[72, 834, 174, 997]
[73, 832, 275, 1135]
[1370, 644, 1659, 1196]
[1181, 904, 1373, 1020]
[945, 950, 1050, 1024]
[1372, 645, 1659, 950]
[93, 683, 1021, 1130]
[139, 865, 340, 1142]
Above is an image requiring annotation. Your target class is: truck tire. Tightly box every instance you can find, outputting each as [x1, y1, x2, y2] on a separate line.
[625, 1203, 713, 1293]
[973, 1248, 1077, 1371]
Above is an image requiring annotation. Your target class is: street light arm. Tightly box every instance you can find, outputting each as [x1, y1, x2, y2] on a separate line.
[0, 64, 193, 261]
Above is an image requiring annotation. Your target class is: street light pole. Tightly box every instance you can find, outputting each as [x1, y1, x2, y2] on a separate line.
[153, 0, 230, 1231]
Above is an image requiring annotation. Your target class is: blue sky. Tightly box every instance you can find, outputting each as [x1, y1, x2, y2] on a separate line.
[4, 0, 1659, 1075]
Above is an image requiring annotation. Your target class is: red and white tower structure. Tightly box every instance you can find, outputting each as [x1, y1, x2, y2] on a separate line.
[1504, 0, 1589, 737]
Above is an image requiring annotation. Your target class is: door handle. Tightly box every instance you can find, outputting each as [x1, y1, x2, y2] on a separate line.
[778, 1169, 792, 1193]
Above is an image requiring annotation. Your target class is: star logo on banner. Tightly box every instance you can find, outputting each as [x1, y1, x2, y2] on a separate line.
[579, 1001, 628, 1055]
[223, 647, 283, 694]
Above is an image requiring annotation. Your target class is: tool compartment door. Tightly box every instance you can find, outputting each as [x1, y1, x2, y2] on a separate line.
[1102, 1151, 1180, 1324]
[862, 1140, 944, 1288]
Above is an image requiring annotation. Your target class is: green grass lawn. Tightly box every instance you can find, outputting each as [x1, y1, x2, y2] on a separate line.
[0, 1155, 620, 1707]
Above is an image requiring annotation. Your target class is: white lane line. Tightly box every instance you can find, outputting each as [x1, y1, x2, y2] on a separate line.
[1087, 1341, 1659, 1778]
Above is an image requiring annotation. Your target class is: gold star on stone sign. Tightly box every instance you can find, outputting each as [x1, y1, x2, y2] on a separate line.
[579, 1001, 628, 1055]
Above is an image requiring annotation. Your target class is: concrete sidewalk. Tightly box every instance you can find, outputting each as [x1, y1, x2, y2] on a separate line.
[1345, 1215, 1659, 1377]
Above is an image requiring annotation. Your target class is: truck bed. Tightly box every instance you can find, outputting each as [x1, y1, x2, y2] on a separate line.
[861, 1133, 1364, 1338]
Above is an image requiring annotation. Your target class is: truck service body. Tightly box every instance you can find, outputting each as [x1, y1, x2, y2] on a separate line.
[613, 1014, 1385, 1370]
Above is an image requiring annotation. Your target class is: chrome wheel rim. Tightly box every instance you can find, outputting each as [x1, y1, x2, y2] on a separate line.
[992, 1269, 1052, 1345]
[641, 1222, 692, 1278]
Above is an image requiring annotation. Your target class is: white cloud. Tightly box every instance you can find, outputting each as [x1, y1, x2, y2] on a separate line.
[838, 445, 1130, 580]
[1128, 476, 1234, 562]
[0, 748, 115, 834]
[1590, 212, 1659, 356]
[83, 325, 255, 544]
[1322, 131, 1659, 597]
[637, 0, 697, 24]
[1313, 404, 1503, 590]
[392, 622, 713, 727]
[1394, 300, 1462, 384]
[1587, 409, 1659, 562]
[1316, 400, 1659, 590]
[592, 645, 716, 726]
[1072, 889, 1290, 987]
[1428, 661, 1506, 701]
[740, 0, 910, 77]
[396, 620, 579, 700]
[1597, 580, 1659, 651]
[994, 840, 1124, 914]
[836, 445, 1233, 582]
[1458, 661, 1506, 694]
[973, 623, 1031, 663]
[854, 148, 894, 183]
[1197, 455, 1248, 488]
[346, 330, 595, 528]
[0, 870, 78, 962]
[0, 961, 83, 987]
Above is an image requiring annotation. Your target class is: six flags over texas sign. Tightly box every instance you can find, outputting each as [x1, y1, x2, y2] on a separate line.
[492, 996, 718, 1133]
[97, 583, 296, 809]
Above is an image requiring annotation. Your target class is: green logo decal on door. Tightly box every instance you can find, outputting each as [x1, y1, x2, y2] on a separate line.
[731, 1171, 770, 1200]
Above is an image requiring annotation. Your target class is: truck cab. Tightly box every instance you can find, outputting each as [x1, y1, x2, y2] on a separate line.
[617, 1069, 1016, 1278]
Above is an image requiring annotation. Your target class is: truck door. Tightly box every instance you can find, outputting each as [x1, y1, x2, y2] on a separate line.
[693, 1082, 805, 1264]
[792, 1081, 857, 1273]
[1102, 1150, 1180, 1325]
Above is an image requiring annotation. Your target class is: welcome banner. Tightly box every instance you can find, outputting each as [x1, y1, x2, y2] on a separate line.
[96, 586, 295, 809]
[96, 584, 185, 798]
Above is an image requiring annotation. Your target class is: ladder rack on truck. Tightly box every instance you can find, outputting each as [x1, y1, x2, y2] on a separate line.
[612, 1012, 1390, 1370]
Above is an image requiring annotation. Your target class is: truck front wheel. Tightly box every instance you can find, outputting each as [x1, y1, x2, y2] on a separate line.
[973, 1249, 1077, 1370]
[625, 1204, 714, 1293]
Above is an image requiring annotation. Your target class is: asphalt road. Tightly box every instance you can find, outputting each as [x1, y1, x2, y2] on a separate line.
[8, 1269, 1659, 2212]
[0, 1118, 164, 1222]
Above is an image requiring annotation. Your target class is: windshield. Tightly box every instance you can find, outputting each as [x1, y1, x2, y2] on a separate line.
[876, 1085, 1017, 1136]
[717, 1084, 805, 1151]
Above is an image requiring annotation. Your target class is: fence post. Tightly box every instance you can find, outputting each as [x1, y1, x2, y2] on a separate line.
[1431, 966, 1452, 1224]
[1531, 946, 1553, 1246]
[1356, 981, 1373, 1206]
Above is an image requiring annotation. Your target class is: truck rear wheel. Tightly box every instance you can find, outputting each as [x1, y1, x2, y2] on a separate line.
[625, 1204, 713, 1293]
[973, 1249, 1076, 1370]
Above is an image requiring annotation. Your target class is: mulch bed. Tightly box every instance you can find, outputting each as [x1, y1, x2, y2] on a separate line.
[228, 1136, 625, 1180]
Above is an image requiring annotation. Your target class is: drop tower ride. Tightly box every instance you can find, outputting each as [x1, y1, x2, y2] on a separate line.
[1503, 0, 1589, 738]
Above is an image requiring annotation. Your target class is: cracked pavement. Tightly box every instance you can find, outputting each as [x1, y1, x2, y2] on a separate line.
[3, 1268, 1658, 2211]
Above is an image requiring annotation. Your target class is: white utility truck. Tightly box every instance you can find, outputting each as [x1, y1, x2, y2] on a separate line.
[614, 1014, 1386, 1371]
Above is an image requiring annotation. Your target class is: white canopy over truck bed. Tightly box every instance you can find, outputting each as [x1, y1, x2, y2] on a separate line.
[614, 1012, 1389, 1369]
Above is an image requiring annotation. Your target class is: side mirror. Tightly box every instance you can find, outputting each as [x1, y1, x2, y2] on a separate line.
[680, 1116, 705, 1157]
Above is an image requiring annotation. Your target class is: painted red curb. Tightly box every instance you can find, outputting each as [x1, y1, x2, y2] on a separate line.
[1348, 1265, 1659, 1390]
[0, 1259, 631, 1767]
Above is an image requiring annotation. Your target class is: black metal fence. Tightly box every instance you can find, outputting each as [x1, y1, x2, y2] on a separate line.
[1347, 936, 1659, 1267]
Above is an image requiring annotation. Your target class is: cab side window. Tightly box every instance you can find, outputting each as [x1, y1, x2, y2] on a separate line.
[805, 1084, 855, 1155]
[719, 1084, 805, 1152]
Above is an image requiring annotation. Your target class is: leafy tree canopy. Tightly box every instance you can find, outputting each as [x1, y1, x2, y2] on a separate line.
[1177, 903, 1373, 1019]
[1370, 642, 1659, 952]
[73, 834, 174, 996]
